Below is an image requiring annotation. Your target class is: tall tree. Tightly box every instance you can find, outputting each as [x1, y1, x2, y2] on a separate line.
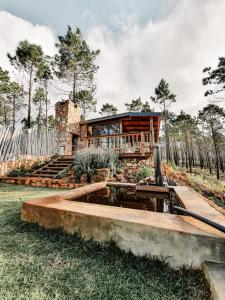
[100, 103, 118, 116]
[7, 40, 44, 128]
[151, 79, 176, 162]
[198, 104, 225, 179]
[172, 111, 197, 173]
[73, 89, 97, 120]
[54, 26, 100, 102]
[36, 56, 53, 128]
[7, 81, 24, 130]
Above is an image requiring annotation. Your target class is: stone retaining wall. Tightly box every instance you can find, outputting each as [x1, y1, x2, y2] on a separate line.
[0, 156, 50, 176]
[0, 176, 83, 189]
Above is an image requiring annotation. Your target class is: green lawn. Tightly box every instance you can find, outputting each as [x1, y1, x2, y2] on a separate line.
[0, 183, 210, 300]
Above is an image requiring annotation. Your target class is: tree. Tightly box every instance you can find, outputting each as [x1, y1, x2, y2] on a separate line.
[141, 101, 153, 112]
[151, 79, 176, 162]
[125, 97, 143, 112]
[36, 56, 53, 128]
[203, 57, 225, 101]
[54, 26, 100, 102]
[198, 104, 225, 179]
[8, 40, 44, 128]
[33, 87, 46, 129]
[172, 111, 197, 173]
[47, 115, 55, 128]
[7, 81, 24, 130]
[0, 66, 11, 125]
[125, 98, 153, 112]
[73, 89, 97, 120]
[99, 103, 118, 116]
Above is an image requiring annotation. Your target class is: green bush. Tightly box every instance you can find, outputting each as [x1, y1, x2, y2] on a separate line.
[136, 166, 154, 182]
[7, 167, 32, 177]
[74, 148, 119, 182]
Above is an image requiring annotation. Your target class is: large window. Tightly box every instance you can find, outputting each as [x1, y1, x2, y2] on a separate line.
[92, 122, 120, 136]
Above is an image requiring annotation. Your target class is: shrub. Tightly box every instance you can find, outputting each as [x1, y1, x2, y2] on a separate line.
[74, 148, 119, 182]
[7, 167, 32, 177]
[136, 166, 154, 182]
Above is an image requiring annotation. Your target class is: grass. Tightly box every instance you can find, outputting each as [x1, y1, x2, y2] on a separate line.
[0, 183, 210, 300]
[166, 164, 225, 209]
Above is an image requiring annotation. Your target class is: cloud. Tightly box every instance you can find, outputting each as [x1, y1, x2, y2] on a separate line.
[0, 11, 56, 70]
[1, 1, 225, 119]
[87, 0, 225, 115]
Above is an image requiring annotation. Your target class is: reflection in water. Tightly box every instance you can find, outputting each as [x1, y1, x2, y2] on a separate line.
[73, 186, 171, 213]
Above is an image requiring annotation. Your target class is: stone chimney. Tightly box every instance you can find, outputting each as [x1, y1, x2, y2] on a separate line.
[55, 100, 81, 155]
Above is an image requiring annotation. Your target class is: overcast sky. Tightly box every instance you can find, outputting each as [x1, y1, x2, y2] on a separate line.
[0, 0, 225, 118]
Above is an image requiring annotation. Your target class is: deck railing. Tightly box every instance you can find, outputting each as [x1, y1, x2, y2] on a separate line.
[78, 132, 153, 155]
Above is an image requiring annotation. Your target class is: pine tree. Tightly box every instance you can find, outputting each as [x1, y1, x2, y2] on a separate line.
[8, 41, 44, 128]
[100, 103, 118, 116]
[151, 79, 176, 162]
[54, 26, 100, 103]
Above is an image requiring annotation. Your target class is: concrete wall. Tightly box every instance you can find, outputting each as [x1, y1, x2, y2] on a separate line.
[21, 183, 225, 269]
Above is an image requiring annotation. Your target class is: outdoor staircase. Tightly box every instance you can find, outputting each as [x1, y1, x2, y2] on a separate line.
[32, 156, 74, 178]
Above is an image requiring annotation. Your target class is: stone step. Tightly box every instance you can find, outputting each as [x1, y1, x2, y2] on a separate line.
[42, 166, 67, 170]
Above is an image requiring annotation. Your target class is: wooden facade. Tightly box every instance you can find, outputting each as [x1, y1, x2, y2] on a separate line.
[78, 112, 161, 158]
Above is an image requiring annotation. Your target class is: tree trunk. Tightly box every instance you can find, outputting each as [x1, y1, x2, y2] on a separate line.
[27, 65, 33, 129]
[45, 82, 48, 129]
[163, 101, 170, 163]
[210, 121, 220, 180]
[12, 94, 16, 131]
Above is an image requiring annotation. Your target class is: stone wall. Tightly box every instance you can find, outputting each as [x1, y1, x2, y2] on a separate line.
[0, 156, 50, 176]
[55, 100, 80, 155]
[0, 176, 83, 189]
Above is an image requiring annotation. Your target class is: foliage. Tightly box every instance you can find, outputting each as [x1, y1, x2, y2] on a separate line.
[47, 115, 55, 128]
[203, 57, 225, 98]
[151, 78, 176, 163]
[54, 26, 100, 103]
[7, 159, 49, 177]
[166, 164, 225, 209]
[0, 183, 210, 300]
[100, 102, 118, 116]
[73, 89, 97, 120]
[33, 87, 46, 128]
[8, 40, 45, 128]
[125, 97, 152, 112]
[74, 148, 119, 182]
[198, 104, 225, 179]
[6, 81, 24, 129]
[53, 165, 71, 179]
[136, 166, 154, 182]
[7, 167, 32, 177]
[0, 66, 11, 126]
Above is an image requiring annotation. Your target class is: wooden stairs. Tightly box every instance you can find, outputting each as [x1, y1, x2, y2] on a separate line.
[32, 156, 74, 178]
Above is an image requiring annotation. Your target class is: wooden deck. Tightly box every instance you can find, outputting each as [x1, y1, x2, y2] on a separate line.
[78, 131, 154, 157]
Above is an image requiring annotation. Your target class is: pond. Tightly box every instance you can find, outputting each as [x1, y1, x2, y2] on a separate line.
[71, 186, 180, 213]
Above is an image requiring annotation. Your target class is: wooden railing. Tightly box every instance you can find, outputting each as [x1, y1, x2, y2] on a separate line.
[78, 132, 154, 155]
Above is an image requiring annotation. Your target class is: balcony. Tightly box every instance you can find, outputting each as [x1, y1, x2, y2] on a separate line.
[78, 131, 154, 158]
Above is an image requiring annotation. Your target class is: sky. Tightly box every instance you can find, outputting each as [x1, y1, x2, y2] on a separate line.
[0, 0, 225, 118]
